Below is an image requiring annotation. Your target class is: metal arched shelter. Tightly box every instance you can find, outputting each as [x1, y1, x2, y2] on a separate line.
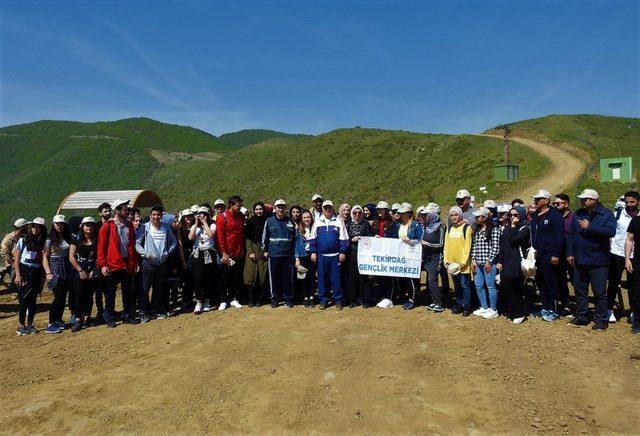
[56, 189, 163, 214]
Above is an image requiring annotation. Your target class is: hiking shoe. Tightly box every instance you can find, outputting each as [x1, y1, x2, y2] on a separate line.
[592, 322, 608, 331]
[16, 325, 28, 336]
[218, 302, 227, 311]
[567, 317, 589, 327]
[46, 324, 61, 334]
[482, 309, 499, 319]
[71, 323, 82, 333]
[607, 310, 617, 323]
[335, 303, 343, 310]
[193, 303, 203, 314]
[473, 308, 488, 317]
[403, 300, 414, 310]
[27, 325, 39, 334]
[203, 300, 211, 312]
[230, 299, 243, 309]
[513, 316, 526, 324]
[319, 304, 327, 310]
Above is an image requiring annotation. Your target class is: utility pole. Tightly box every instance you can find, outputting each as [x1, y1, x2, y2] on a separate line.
[503, 125, 511, 164]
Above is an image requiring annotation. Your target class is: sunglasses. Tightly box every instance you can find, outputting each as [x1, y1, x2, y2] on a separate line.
[552, 202, 565, 206]
[509, 213, 520, 217]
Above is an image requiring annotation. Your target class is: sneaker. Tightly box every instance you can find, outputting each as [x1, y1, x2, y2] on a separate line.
[203, 300, 211, 312]
[141, 314, 151, 323]
[156, 312, 168, 320]
[529, 310, 542, 318]
[46, 324, 61, 334]
[124, 316, 140, 325]
[632, 323, 640, 335]
[193, 303, 203, 314]
[106, 320, 116, 328]
[319, 304, 327, 310]
[592, 321, 608, 331]
[426, 303, 435, 311]
[55, 321, 66, 331]
[403, 300, 415, 310]
[248, 302, 255, 308]
[377, 298, 393, 309]
[462, 308, 472, 317]
[512, 316, 526, 324]
[567, 317, 589, 327]
[230, 299, 243, 309]
[68, 314, 77, 326]
[473, 308, 488, 317]
[542, 311, 557, 322]
[218, 302, 227, 311]
[482, 309, 499, 319]
[432, 304, 444, 313]
[286, 302, 294, 308]
[27, 325, 39, 334]
[16, 325, 28, 336]
[451, 305, 464, 315]
[607, 310, 617, 323]
[71, 323, 82, 333]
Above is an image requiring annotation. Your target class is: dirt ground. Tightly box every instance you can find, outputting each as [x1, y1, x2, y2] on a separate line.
[0, 284, 638, 435]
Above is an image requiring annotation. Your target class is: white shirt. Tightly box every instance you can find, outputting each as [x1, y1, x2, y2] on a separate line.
[611, 208, 636, 258]
[191, 224, 216, 251]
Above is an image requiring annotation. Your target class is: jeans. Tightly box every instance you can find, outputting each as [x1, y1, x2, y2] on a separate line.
[452, 273, 472, 309]
[474, 263, 497, 310]
[573, 264, 608, 323]
[140, 263, 167, 315]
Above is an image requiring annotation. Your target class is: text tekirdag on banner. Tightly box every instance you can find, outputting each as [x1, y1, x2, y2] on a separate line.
[357, 237, 422, 279]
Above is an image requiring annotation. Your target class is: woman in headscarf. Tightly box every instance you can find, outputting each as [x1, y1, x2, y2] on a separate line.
[243, 202, 268, 307]
[345, 205, 374, 308]
[363, 203, 377, 226]
[420, 209, 446, 312]
[338, 203, 351, 226]
[444, 206, 474, 316]
[495, 205, 530, 324]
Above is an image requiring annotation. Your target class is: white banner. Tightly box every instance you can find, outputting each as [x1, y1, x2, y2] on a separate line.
[357, 237, 422, 279]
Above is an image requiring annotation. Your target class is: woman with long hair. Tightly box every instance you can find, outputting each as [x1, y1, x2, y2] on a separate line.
[189, 207, 218, 314]
[69, 217, 100, 332]
[471, 207, 501, 319]
[42, 215, 73, 334]
[396, 203, 423, 310]
[244, 202, 269, 307]
[177, 209, 196, 311]
[13, 218, 47, 336]
[295, 210, 316, 307]
[289, 205, 302, 227]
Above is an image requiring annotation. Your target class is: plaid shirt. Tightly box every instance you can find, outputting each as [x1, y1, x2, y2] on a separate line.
[472, 226, 501, 265]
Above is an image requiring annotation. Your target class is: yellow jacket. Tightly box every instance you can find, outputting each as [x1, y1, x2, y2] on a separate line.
[444, 223, 473, 274]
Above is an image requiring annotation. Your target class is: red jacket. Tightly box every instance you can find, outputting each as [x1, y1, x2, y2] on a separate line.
[97, 219, 138, 274]
[215, 210, 245, 259]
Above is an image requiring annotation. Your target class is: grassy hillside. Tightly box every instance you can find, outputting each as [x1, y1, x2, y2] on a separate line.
[153, 128, 548, 213]
[486, 114, 640, 206]
[218, 129, 312, 148]
[0, 118, 233, 226]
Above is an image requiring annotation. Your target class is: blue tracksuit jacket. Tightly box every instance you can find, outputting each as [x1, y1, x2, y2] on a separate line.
[566, 203, 616, 266]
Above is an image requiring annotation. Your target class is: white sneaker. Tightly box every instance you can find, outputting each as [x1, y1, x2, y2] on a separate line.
[218, 302, 227, 311]
[193, 303, 203, 314]
[513, 316, 525, 324]
[607, 310, 616, 323]
[473, 308, 488, 317]
[482, 308, 499, 319]
[203, 300, 211, 312]
[230, 299, 243, 309]
[377, 298, 393, 309]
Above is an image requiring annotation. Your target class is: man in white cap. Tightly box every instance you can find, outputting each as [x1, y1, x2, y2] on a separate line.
[97, 199, 139, 327]
[529, 189, 564, 322]
[213, 199, 226, 221]
[1, 218, 28, 281]
[566, 189, 616, 331]
[309, 200, 350, 310]
[262, 199, 297, 308]
[311, 194, 323, 221]
[454, 189, 477, 230]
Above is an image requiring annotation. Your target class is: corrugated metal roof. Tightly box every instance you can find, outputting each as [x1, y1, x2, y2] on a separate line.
[57, 189, 163, 212]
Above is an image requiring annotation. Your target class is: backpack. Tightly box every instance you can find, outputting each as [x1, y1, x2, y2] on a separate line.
[447, 223, 470, 239]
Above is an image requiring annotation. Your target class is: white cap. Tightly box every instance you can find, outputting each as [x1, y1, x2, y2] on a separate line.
[312, 194, 323, 201]
[483, 200, 497, 209]
[577, 188, 599, 200]
[274, 199, 287, 207]
[14, 218, 28, 228]
[322, 200, 334, 208]
[425, 202, 441, 214]
[181, 208, 193, 217]
[112, 199, 130, 208]
[456, 189, 471, 199]
[531, 189, 551, 199]
[190, 204, 199, 213]
[397, 202, 413, 214]
[240, 207, 248, 214]
[473, 207, 490, 217]
[376, 201, 389, 209]
[32, 217, 46, 226]
[81, 216, 96, 224]
[416, 206, 427, 215]
[53, 214, 67, 224]
[497, 204, 511, 213]
[197, 206, 210, 214]
[391, 203, 402, 211]
[214, 199, 225, 206]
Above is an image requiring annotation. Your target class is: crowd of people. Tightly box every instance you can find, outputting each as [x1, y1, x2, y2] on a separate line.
[1, 188, 639, 337]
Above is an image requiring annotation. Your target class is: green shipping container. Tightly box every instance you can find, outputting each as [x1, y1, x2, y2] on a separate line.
[494, 164, 519, 181]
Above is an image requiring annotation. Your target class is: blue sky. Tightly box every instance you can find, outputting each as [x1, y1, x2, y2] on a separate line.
[1, 0, 637, 135]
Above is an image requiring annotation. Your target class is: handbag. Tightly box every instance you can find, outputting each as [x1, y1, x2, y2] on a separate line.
[520, 226, 537, 278]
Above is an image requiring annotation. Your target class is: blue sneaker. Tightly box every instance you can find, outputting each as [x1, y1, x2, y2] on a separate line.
[46, 324, 62, 334]
[68, 314, 77, 326]
[55, 321, 66, 331]
[141, 314, 151, 323]
[16, 325, 28, 336]
[403, 300, 415, 310]
[542, 311, 556, 322]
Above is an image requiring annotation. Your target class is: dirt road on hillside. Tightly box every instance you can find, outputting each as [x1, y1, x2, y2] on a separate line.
[480, 134, 587, 200]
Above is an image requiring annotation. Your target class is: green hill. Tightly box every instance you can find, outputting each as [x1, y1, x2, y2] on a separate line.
[0, 118, 233, 226]
[218, 129, 312, 148]
[485, 114, 640, 205]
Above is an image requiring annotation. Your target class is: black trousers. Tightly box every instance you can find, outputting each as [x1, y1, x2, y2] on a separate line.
[346, 257, 373, 305]
[190, 253, 218, 303]
[17, 264, 42, 325]
[630, 260, 640, 322]
[222, 259, 243, 303]
[73, 276, 97, 320]
[500, 275, 526, 320]
[140, 263, 167, 315]
[607, 254, 635, 311]
[556, 254, 572, 307]
[294, 256, 315, 301]
[94, 277, 106, 316]
[49, 281, 70, 324]
[105, 269, 134, 318]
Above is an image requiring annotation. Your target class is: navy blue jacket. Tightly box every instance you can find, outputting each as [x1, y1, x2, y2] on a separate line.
[566, 203, 616, 266]
[530, 207, 564, 259]
[262, 215, 296, 258]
